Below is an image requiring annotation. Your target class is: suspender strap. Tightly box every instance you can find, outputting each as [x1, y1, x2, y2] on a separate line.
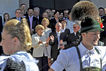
[76, 46, 83, 71]
[100, 59, 102, 71]
[95, 48, 100, 54]
[95, 48, 102, 70]
[76, 46, 102, 71]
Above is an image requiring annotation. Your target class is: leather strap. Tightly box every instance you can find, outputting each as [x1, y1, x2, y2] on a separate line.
[76, 46, 83, 71]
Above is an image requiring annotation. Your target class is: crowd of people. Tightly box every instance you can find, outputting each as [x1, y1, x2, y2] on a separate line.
[0, 1, 106, 71]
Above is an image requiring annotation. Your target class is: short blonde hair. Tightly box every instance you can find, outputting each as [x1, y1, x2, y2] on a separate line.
[4, 18, 32, 51]
[41, 18, 50, 26]
[35, 25, 44, 31]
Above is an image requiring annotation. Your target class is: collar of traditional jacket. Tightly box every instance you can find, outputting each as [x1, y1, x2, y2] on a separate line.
[78, 43, 96, 56]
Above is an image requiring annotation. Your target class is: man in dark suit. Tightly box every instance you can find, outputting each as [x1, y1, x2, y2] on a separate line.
[60, 21, 81, 49]
[59, 19, 70, 49]
[68, 22, 81, 47]
[49, 22, 62, 62]
[12, 9, 22, 21]
[49, 11, 60, 32]
[63, 10, 69, 20]
[26, 8, 38, 34]
[34, 7, 42, 24]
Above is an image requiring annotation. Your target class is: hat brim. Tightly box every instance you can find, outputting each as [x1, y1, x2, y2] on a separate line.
[87, 28, 104, 32]
[81, 25, 104, 33]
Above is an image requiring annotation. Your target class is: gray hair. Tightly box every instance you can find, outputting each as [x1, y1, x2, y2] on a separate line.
[34, 7, 40, 11]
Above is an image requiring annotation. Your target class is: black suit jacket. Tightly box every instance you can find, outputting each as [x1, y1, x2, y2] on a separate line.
[12, 17, 22, 21]
[60, 29, 74, 49]
[36, 16, 42, 24]
[68, 32, 81, 47]
[0, 16, 3, 55]
[48, 18, 57, 32]
[26, 16, 39, 29]
[100, 15, 106, 42]
[0, 16, 3, 33]
[61, 31, 81, 49]
[60, 29, 70, 41]
[49, 31, 60, 62]
[0, 16, 3, 41]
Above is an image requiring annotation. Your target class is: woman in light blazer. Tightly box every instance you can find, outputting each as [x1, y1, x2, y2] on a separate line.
[32, 25, 50, 71]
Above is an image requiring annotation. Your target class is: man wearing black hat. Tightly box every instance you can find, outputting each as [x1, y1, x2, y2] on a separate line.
[49, 17, 106, 71]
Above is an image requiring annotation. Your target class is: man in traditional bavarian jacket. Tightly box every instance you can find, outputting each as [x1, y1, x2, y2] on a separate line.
[48, 17, 106, 71]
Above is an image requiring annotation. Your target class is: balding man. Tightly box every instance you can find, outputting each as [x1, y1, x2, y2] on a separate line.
[49, 22, 62, 63]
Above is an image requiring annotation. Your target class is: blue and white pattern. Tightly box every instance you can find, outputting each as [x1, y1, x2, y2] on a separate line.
[0, 51, 39, 71]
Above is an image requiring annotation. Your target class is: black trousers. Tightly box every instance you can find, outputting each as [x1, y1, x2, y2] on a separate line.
[35, 56, 49, 71]
[100, 31, 106, 45]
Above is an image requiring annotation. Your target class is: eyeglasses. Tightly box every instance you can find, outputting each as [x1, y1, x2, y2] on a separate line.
[73, 27, 76, 28]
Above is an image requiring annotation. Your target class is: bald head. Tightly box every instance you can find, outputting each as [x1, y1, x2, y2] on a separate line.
[55, 22, 62, 32]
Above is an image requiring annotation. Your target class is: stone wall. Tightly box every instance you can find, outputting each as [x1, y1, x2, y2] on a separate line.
[0, 0, 19, 18]
[19, 0, 29, 8]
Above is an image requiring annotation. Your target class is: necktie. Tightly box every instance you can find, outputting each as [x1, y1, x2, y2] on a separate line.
[29, 17, 33, 30]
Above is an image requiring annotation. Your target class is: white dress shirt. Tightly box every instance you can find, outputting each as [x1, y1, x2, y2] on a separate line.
[56, 31, 61, 49]
[16, 17, 21, 22]
[29, 16, 33, 30]
[51, 43, 106, 71]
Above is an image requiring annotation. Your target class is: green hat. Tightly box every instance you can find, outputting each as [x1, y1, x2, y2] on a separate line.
[81, 17, 104, 33]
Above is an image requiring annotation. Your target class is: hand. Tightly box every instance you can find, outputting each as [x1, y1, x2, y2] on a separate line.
[59, 40, 64, 49]
[50, 35, 54, 41]
[38, 40, 43, 45]
[45, 37, 50, 47]
[48, 68, 54, 71]
[48, 58, 52, 67]
[45, 43, 49, 47]
[46, 37, 50, 44]
[59, 44, 64, 49]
